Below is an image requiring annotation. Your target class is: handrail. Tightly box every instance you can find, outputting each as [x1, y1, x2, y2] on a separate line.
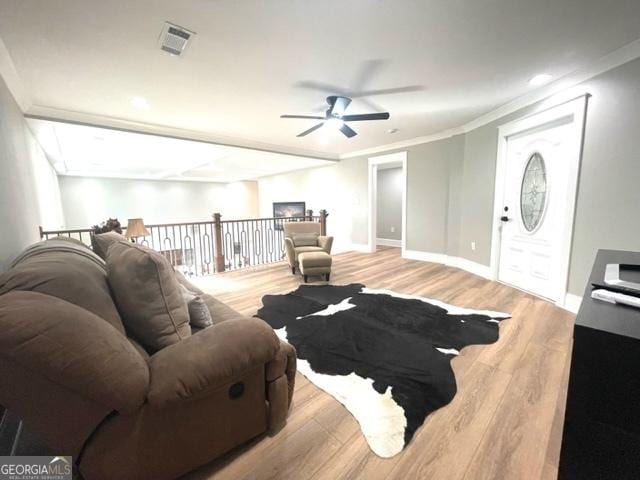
[38, 209, 328, 276]
[219, 215, 320, 224]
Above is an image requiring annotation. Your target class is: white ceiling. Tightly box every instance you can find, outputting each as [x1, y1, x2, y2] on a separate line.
[2, 0, 640, 158]
[27, 119, 332, 182]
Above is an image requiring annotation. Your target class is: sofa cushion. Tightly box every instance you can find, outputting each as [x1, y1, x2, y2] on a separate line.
[0, 290, 149, 414]
[188, 297, 214, 329]
[293, 245, 324, 260]
[107, 241, 191, 352]
[292, 232, 319, 247]
[298, 251, 332, 268]
[92, 231, 127, 260]
[0, 238, 126, 334]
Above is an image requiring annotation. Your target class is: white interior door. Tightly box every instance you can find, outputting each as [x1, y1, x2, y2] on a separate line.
[497, 116, 577, 301]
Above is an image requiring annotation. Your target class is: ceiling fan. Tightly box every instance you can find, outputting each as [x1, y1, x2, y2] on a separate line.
[281, 96, 390, 138]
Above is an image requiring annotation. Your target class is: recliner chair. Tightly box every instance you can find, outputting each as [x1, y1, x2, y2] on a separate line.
[283, 221, 333, 273]
[0, 238, 296, 480]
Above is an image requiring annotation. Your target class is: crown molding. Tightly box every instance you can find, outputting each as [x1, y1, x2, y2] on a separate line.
[340, 126, 464, 159]
[340, 38, 640, 159]
[0, 37, 31, 111]
[25, 105, 339, 162]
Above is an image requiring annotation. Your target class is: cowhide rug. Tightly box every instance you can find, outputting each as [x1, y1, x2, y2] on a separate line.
[256, 283, 510, 458]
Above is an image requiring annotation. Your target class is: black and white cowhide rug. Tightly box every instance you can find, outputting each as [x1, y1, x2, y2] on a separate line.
[257, 283, 510, 458]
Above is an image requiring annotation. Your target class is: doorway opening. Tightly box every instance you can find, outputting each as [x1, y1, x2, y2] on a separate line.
[368, 152, 407, 255]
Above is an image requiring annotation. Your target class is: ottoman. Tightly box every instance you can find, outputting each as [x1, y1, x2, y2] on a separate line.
[297, 251, 332, 282]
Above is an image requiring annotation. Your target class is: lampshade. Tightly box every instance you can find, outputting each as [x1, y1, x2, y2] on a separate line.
[125, 218, 150, 238]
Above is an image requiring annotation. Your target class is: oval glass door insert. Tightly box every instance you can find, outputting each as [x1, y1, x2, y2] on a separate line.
[520, 152, 547, 232]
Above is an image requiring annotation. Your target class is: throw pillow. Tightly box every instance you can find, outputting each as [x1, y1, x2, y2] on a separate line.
[107, 241, 190, 351]
[188, 297, 214, 329]
[92, 231, 127, 260]
[179, 284, 214, 329]
[292, 233, 319, 247]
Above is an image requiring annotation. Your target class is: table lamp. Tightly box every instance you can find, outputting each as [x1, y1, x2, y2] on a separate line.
[125, 218, 150, 242]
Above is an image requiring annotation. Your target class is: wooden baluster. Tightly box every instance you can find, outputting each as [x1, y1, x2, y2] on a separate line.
[319, 209, 328, 236]
[213, 212, 226, 272]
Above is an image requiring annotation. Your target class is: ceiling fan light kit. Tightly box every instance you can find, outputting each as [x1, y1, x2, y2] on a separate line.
[281, 95, 390, 138]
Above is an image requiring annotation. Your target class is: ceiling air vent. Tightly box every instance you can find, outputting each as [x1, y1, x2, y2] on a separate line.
[158, 22, 195, 56]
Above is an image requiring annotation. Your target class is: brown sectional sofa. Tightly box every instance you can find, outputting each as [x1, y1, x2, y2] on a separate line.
[0, 237, 296, 480]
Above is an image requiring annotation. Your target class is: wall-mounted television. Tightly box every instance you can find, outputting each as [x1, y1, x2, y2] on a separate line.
[273, 202, 306, 230]
[273, 201, 306, 219]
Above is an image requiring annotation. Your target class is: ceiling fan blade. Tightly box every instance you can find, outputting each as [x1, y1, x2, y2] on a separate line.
[351, 59, 386, 91]
[281, 114, 326, 120]
[355, 97, 385, 114]
[350, 85, 424, 98]
[341, 112, 390, 122]
[295, 80, 348, 96]
[340, 123, 357, 138]
[297, 122, 325, 137]
[328, 96, 352, 116]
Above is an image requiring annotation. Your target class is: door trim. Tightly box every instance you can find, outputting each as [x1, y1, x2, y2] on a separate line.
[489, 95, 589, 308]
[368, 151, 408, 255]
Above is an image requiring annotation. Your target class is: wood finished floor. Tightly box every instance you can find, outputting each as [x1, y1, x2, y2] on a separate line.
[184, 246, 574, 480]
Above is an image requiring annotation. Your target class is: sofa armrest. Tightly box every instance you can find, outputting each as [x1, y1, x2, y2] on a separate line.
[266, 340, 297, 403]
[318, 236, 334, 254]
[148, 317, 280, 408]
[284, 237, 296, 266]
[0, 291, 149, 414]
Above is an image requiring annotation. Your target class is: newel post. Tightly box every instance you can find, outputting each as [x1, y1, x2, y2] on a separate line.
[306, 209, 313, 221]
[319, 209, 328, 236]
[213, 213, 225, 272]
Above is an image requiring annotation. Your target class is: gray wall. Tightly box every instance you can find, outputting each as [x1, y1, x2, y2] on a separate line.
[405, 136, 463, 254]
[0, 74, 61, 270]
[446, 136, 465, 258]
[568, 58, 640, 295]
[376, 167, 402, 241]
[59, 176, 258, 228]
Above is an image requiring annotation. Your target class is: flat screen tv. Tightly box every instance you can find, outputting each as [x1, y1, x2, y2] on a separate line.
[273, 202, 306, 230]
[273, 202, 306, 219]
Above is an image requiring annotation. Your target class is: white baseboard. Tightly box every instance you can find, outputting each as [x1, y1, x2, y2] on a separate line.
[403, 249, 494, 280]
[563, 293, 583, 314]
[376, 238, 402, 247]
[446, 257, 494, 280]
[403, 249, 449, 265]
[333, 243, 374, 254]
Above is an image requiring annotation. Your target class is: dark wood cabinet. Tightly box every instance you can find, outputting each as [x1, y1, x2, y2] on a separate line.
[558, 249, 640, 479]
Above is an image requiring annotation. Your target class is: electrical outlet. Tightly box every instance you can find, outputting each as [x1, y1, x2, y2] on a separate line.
[471, 241, 476, 251]
[390, 226, 395, 233]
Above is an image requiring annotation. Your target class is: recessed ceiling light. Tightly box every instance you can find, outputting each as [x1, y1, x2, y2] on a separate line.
[529, 74, 552, 87]
[130, 96, 150, 109]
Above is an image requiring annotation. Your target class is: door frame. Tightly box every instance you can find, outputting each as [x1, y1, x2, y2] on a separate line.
[368, 151, 408, 254]
[489, 95, 589, 307]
